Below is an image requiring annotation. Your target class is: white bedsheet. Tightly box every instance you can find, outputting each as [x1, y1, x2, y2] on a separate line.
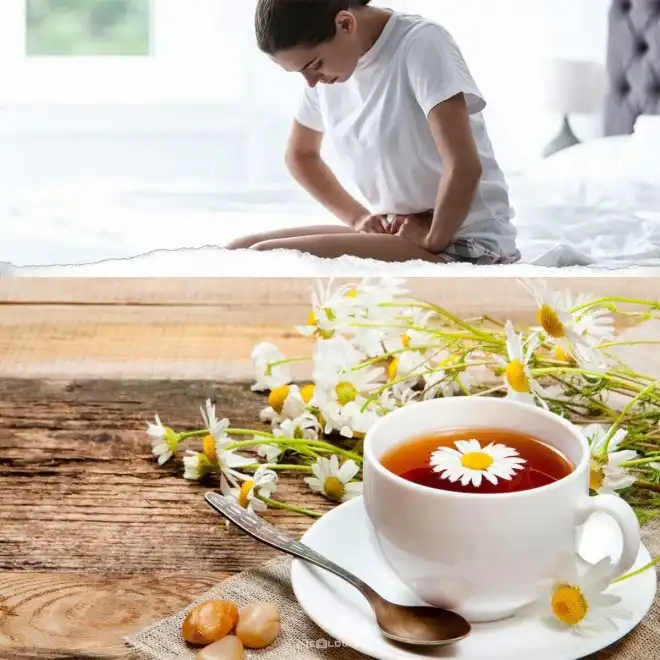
[2, 170, 660, 276]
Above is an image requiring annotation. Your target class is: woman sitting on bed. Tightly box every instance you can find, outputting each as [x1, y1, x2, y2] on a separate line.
[226, 0, 520, 265]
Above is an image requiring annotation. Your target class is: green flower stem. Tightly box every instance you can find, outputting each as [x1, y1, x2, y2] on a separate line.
[258, 496, 323, 518]
[599, 340, 660, 350]
[352, 344, 439, 371]
[377, 301, 499, 342]
[266, 357, 309, 370]
[225, 437, 363, 463]
[473, 385, 506, 397]
[622, 456, 660, 467]
[265, 464, 315, 473]
[569, 296, 659, 315]
[482, 315, 506, 328]
[612, 556, 660, 584]
[226, 429, 271, 437]
[636, 480, 660, 494]
[603, 380, 660, 453]
[179, 430, 209, 440]
[532, 368, 658, 399]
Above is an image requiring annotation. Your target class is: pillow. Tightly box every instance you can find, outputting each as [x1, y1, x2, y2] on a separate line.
[624, 115, 660, 184]
[508, 136, 634, 206]
[633, 115, 660, 139]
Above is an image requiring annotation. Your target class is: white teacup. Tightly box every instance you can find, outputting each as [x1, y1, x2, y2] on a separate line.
[362, 397, 641, 623]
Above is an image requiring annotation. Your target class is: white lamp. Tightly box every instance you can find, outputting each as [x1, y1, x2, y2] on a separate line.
[543, 59, 606, 157]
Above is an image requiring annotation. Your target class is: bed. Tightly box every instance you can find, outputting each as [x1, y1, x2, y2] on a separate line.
[2, 0, 660, 276]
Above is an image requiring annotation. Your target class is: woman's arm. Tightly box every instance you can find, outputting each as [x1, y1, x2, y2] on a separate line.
[285, 120, 371, 228]
[423, 94, 482, 252]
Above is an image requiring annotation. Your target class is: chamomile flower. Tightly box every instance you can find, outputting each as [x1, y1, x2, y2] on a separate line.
[494, 322, 548, 407]
[200, 399, 230, 441]
[251, 342, 292, 392]
[256, 442, 283, 464]
[147, 414, 179, 465]
[294, 279, 358, 339]
[183, 451, 216, 481]
[304, 455, 363, 503]
[259, 384, 312, 424]
[520, 280, 613, 368]
[430, 439, 527, 488]
[377, 387, 413, 413]
[312, 336, 384, 436]
[423, 352, 481, 398]
[273, 412, 320, 441]
[384, 349, 428, 383]
[517, 552, 630, 635]
[582, 424, 637, 495]
[221, 466, 278, 514]
[196, 401, 254, 487]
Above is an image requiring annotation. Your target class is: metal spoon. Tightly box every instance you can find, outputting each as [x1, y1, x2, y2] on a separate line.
[204, 492, 471, 647]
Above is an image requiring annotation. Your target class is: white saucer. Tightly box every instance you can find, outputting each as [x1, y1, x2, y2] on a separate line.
[291, 497, 656, 660]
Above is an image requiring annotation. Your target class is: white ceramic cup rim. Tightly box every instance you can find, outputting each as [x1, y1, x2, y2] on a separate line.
[363, 397, 591, 501]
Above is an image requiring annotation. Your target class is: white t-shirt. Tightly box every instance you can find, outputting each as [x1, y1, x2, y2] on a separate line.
[295, 11, 518, 256]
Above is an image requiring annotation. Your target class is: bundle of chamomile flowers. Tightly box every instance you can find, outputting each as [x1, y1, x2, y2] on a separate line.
[146, 278, 660, 522]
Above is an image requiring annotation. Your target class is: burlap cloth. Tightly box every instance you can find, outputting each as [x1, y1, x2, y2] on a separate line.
[124, 520, 658, 660]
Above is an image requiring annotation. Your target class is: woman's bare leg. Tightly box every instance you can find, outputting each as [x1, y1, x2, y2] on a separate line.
[224, 225, 355, 249]
[251, 233, 446, 263]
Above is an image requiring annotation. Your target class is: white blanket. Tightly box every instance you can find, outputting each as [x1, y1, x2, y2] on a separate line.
[3, 136, 660, 275]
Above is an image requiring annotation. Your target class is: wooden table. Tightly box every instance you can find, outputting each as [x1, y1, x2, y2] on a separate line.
[0, 378, 328, 658]
[1, 277, 658, 658]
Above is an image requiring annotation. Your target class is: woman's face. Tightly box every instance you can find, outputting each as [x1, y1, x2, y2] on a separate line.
[270, 11, 362, 87]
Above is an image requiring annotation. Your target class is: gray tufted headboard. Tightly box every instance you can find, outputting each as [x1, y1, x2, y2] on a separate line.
[604, 0, 660, 135]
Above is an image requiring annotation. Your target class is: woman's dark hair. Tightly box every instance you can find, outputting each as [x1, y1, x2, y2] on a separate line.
[255, 0, 371, 54]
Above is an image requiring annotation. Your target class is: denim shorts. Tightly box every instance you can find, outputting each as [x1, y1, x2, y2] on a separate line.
[436, 237, 521, 265]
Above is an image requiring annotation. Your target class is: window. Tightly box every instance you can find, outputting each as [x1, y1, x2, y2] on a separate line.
[25, 0, 151, 56]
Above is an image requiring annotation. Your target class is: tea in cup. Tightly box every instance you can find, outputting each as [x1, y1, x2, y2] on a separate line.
[362, 397, 641, 622]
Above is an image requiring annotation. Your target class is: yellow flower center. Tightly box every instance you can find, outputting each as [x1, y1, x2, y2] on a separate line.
[238, 480, 254, 508]
[589, 454, 607, 491]
[551, 585, 589, 626]
[505, 360, 530, 393]
[194, 453, 214, 479]
[345, 288, 358, 298]
[335, 381, 358, 405]
[401, 333, 411, 348]
[324, 476, 345, 502]
[202, 434, 218, 465]
[306, 311, 334, 339]
[387, 358, 399, 381]
[268, 385, 290, 414]
[555, 346, 571, 362]
[539, 305, 566, 339]
[300, 384, 315, 403]
[461, 451, 494, 471]
[164, 427, 179, 453]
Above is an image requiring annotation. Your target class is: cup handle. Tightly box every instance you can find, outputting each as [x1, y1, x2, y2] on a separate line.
[576, 494, 641, 579]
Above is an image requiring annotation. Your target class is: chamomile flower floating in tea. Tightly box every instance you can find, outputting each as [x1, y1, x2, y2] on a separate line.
[517, 552, 631, 635]
[304, 455, 363, 503]
[430, 439, 527, 488]
[583, 424, 638, 495]
[147, 414, 179, 465]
